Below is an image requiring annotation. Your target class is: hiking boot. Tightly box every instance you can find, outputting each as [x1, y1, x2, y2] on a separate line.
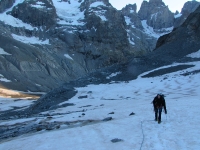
[155, 118, 157, 121]
[158, 120, 161, 124]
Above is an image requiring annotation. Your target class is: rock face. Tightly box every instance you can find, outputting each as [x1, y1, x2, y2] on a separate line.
[0, 0, 131, 92]
[156, 5, 200, 57]
[174, 1, 200, 28]
[121, 0, 174, 54]
[9, 0, 57, 28]
[121, 4, 157, 53]
[0, 0, 15, 13]
[138, 0, 174, 29]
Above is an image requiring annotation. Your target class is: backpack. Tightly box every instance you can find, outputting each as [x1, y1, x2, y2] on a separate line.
[154, 94, 165, 108]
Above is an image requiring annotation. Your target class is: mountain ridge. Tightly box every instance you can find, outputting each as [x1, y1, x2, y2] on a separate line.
[0, 0, 199, 93]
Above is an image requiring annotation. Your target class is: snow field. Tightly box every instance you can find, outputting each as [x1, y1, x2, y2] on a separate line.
[0, 59, 200, 149]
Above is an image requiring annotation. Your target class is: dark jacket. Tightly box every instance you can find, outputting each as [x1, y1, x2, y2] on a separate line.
[153, 95, 167, 113]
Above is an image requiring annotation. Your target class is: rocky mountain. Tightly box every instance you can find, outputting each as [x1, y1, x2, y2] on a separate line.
[0, 0, 132, 92]
[156, 4, 200, 56]
[0, 0, 199, 93]
[121, 0, 174, 54]
[138, 0, 174, 29]
[174, 0, 200, 28]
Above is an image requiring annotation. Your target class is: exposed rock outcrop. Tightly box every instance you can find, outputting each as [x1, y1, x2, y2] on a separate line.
[0, 0, 131, 92]
[174, 1, 200, 28]
[138, 0, 174, 29]
[156, 5, 200, 57]
[9, 0, 57, 28]
[0, 0, 15, 13]
[122, 4, 156, 54]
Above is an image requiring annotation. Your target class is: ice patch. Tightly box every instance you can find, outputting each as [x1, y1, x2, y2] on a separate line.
[31, 1, 46, 8]
[64, 54, 73, 60]
[0, 74, 11, 83]
[0, 47, 11, 55]
[126, 29, 135, 45]
[0, 78, 11, 82]
[125, 16, 131, 25]
[125, 16, 135, 28]
[174, 13, 182, 18]
[106, 72, 121, 79]
[12, 34, 50, 45]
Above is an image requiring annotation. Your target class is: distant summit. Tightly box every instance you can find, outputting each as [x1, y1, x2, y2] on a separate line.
[156, 4, 200, 58]
[138, 0, 173, 29]
[174, 0, 200, 28]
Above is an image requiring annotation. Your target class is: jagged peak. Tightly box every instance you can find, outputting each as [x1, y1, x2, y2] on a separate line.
[83, 0, 110, 5]
[149, 0, 162, 2]
[80, 0, 111, 11]
[140, 0, 166, 8]
[181, 0, 200, 14]
[122, 4, 137, 13]
[149, 0, 165, 6]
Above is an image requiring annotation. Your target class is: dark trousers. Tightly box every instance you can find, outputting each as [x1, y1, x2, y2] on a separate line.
[155, 107, 162, 121]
